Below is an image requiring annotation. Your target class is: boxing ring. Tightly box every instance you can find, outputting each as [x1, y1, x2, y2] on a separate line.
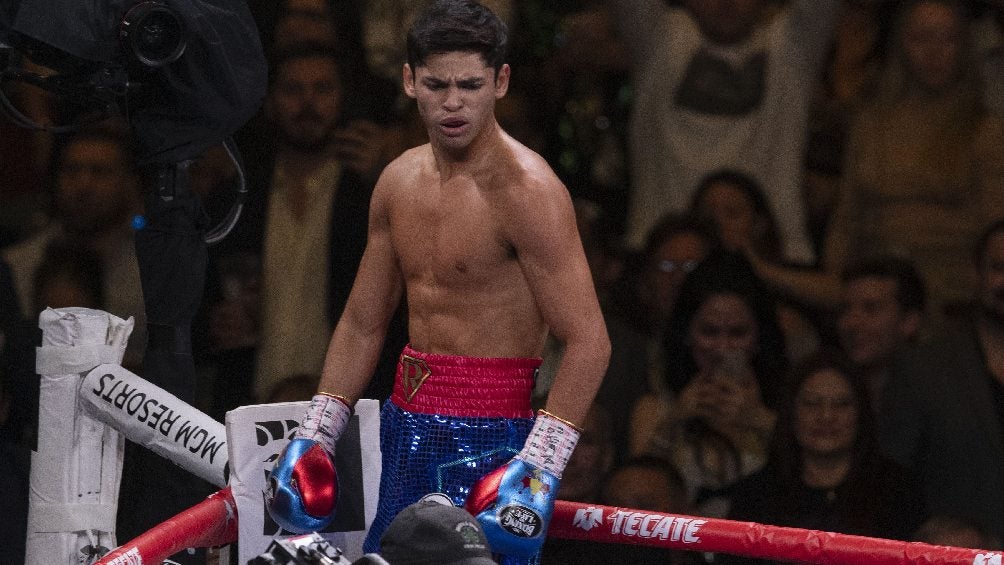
[27, 307, 1004, 565]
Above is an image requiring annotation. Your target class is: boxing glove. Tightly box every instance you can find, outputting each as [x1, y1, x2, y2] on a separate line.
[266, 393, 351, 533]
[465, 410, 581, 557]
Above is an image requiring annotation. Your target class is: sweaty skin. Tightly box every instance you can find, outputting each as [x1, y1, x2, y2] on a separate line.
[316, 52, 610, 426]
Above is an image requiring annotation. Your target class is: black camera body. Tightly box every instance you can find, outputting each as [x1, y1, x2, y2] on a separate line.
[1, 0, 265, 164]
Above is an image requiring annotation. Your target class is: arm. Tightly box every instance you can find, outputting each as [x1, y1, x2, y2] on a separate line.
[266, 164, 404, 534]
[316, 166, 405, 404]
[510, 176, 611, 427]
[464, 169, 610, 557]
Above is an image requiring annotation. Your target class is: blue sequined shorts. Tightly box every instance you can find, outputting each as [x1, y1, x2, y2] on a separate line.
[362, 345, 540, 565]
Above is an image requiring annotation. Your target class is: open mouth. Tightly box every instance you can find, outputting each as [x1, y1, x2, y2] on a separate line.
[440, 118, 467, 135]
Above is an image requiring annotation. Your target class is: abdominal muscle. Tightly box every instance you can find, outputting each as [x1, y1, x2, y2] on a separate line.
[403, 270, 549, 359]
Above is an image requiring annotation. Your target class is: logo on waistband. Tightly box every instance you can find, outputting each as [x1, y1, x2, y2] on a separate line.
[401, 355, 432, 401]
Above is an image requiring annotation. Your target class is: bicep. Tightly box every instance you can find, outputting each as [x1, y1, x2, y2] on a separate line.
[340, 180, 403, 334]
[510, 186, 602, 342]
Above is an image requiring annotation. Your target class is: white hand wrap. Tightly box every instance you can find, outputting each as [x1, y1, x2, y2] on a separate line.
[517, 410, 581, 478]
[294, 393, 352, 457]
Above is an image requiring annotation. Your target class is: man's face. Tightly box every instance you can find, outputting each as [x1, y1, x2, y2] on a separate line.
[269, 56, 343, 151]
[979, 232, 1004, 323]
[403, 52, 509, 152]
[837, 277, 917, 368]
[683, 0, 766, 44]
[901, 1, 964, 93]
[56, 138, 135, 235]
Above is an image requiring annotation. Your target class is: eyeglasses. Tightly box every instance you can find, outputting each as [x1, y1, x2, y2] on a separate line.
[656, 260, 698, 274]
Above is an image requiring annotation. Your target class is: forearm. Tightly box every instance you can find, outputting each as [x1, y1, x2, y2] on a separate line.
[316, 315, 390, 404]
[542, 332, 611, 427]
[752, 256, 843, 311]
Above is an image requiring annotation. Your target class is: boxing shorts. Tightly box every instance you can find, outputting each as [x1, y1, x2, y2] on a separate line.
[363, 344, 540, 565]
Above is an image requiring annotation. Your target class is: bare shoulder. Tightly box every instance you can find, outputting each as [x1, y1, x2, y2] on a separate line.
[372, 144, 434, 209]
[377, 144, 432, 189]
[495, 134, 577, 247]
[497, 134, 570, 213]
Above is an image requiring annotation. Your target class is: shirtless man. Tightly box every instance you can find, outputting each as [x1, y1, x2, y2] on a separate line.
[265, 1, 611, 563]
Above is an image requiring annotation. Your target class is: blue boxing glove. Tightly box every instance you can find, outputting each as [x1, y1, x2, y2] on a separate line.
[465, 410, 581, 557]
[266, 393, 351, 533]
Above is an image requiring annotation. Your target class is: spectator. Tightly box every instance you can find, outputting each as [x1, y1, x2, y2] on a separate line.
[1, 122, 146, 369]
[690, 168, 782, 263]
[613, 0, 841, 264]
[836, 256, 926, 412]
[631, 250, 785, 517]
[202, 43, 408, 418]
[597, 213, 714, 463]
[878, 219, 1004, 546]
[719, 350, 925, 565]
[751, 0, 1004, 329]
[977, 8, 1003, 117]
[263, 372, 323, 404]
[689, 169, 821, 363]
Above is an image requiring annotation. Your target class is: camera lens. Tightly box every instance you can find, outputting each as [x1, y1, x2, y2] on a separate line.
[120, 1, 186, 67]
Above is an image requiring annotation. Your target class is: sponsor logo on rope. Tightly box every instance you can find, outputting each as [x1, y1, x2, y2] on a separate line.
[975, 553, 1002, 565]
[573, 507, 705, 543]
[105, 547, 142, 564]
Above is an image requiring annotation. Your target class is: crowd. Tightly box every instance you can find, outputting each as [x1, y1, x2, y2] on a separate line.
[2, 0, 1003, 563]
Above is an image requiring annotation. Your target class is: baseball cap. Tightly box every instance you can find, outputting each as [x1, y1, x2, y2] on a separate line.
[379, 499, 498, 565]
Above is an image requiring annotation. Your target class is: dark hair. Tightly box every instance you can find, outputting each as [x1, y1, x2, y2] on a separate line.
[267, 42, 343, 90]
[609, 213, 716, 335]
[661, 249, 787, 408]
[406, 0, 508, 74]
[766, 348, 892, 529]
[48, 121, 136, 214]
[640, 213, 717, 267]
[973, 218, 1004, 266]
[690, 168, 782, 262]
[840, 255, 927, 313]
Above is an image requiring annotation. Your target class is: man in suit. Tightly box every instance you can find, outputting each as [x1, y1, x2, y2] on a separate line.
[201, 42, 407, 416]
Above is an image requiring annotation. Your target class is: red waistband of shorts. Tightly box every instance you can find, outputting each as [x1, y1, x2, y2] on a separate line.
[390, 344, 539, 418]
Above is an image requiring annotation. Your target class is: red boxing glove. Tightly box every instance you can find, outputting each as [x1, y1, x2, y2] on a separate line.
[266, 393, 351, 533]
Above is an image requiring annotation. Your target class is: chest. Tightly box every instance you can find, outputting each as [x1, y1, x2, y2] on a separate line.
[389, 179, 518, 286]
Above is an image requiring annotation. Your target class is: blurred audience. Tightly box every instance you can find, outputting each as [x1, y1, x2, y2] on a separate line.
[1, 121, 146, 369]
[598, 213, 714, 463]
[200, 43, 408, 420]
[614, 0, 841, 264]
[631, 250, 785, 517]
[689, 168, 820, 362]
[719, 350, 925, 565]
[879, 218, 1004, 545]
[752, 0, 1004, 331]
